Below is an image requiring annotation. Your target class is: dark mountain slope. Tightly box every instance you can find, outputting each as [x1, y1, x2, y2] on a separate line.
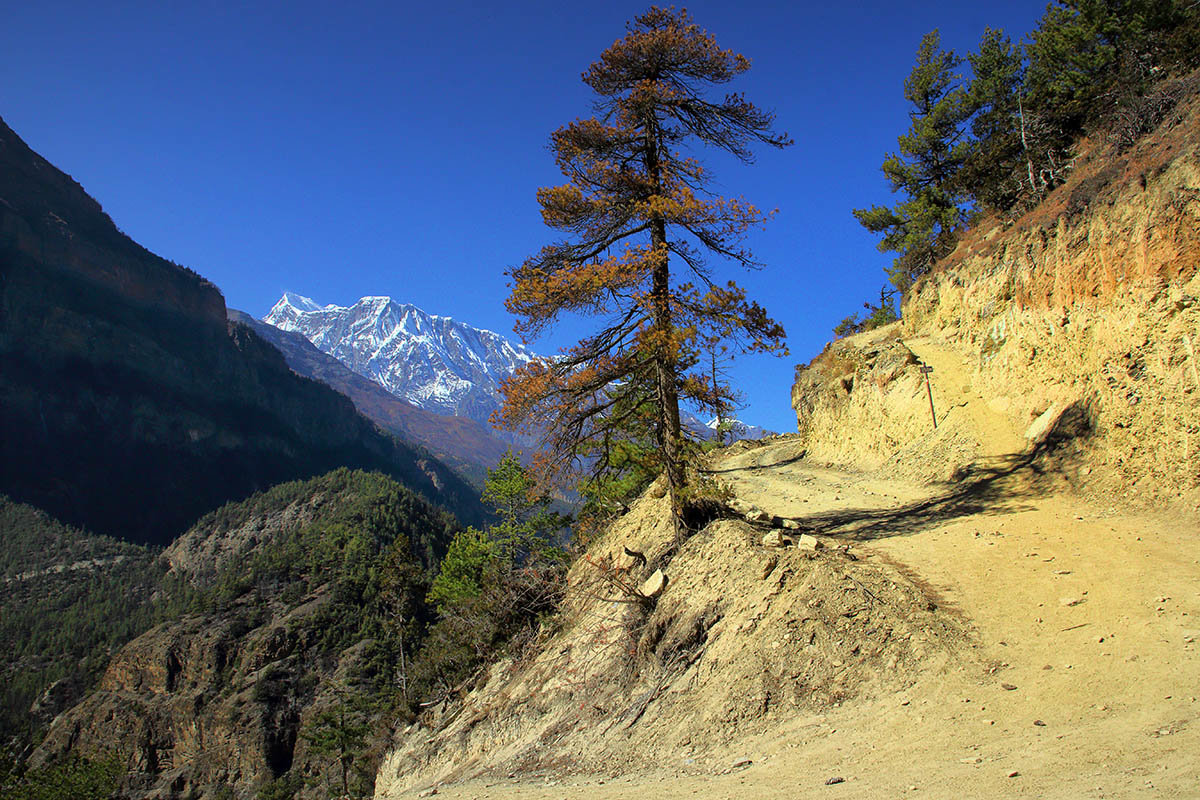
[0, 116, 483, 542]
[231, 310, 511, 482]
[0, 496, 163, 751]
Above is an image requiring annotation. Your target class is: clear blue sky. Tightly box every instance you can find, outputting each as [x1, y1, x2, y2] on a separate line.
[2, 0, 1049, 433]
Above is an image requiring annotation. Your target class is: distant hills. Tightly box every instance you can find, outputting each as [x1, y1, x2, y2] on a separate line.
[0, 116, 483, 544]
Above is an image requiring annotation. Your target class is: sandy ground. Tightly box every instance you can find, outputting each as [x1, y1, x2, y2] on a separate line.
[398, 460, 1200, 798]
[389, 343, 1200, 798]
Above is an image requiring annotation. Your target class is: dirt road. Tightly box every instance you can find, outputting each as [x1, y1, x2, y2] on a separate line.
[396, 436, 1200, 799]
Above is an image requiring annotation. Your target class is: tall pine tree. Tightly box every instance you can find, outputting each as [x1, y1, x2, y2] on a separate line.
[853, 30, 971, 294]
[497, 7, 790, 532]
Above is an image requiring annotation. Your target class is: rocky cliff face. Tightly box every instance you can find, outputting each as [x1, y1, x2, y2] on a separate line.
[30, 470, 450, 800]
[0, 117, 481, 543]
[793, 85, 1200, 508]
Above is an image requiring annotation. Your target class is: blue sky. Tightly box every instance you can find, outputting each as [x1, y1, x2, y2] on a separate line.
[2, 0, 1050, 433]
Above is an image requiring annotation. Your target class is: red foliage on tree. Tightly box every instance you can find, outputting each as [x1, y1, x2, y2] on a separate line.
[497, 7, 790, 532]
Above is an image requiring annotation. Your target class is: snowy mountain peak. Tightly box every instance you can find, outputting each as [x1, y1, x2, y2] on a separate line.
[262, 293, 538, 425]
[279, 291, 325, 312]
[704, 416, 772, 440]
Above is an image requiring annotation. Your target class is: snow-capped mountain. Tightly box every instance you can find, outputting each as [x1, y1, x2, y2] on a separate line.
[679, 412, 773, 442]
[264, 293, 538, 426]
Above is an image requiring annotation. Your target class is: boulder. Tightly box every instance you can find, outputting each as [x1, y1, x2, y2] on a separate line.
[641, 569, 667, 598]
[761, 531, 786, 548]
[1025, 401, 1089, 447]
[745, 508, 772, 523]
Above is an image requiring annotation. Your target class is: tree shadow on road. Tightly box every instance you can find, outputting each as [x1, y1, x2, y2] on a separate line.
[778, 450, 1069, 541]
[704, 446, 808, 474]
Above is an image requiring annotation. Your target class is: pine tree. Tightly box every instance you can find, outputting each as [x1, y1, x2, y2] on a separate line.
[1025, 0, 1200, 153]
[300, 685, 374, 798]
[426, 452, 565, 614]
[853, 30, 972, 294]
[959, 28, 1031, 211]
[480, 451, 567, 563]
[497, 7, 790, 531]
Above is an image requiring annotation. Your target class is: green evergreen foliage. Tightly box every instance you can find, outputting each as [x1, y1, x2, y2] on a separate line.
[255, 772, 303, 800]
[177, 469, 451, 694]
[833, 287, 900, 338]
[1025, 1, 1196, 134]
[854, 30, 973, 294]
[1, 469, 457, 790]
[571, 370, 668, 528]
[960, 28, 1029, 212]
[300, 685, 376, 798]
[426, 528, 500, 615]
[0, 498, 163, 751]
[479, 452, 568, 565]
[0, 754, 122, 800]
[855, 2, 1200, 299]
[411, 455, 568, 703]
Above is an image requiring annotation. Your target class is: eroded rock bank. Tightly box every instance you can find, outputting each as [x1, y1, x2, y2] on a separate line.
[374, 480, 969, 797]
[793, 91, 1200, 508]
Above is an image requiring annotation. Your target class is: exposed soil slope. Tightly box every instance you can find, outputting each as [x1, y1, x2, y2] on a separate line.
[376, 471, 972, 797]
[378, 434, 1200, 799]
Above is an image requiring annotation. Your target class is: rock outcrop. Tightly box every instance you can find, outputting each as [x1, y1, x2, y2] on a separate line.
[793, 84, 1200, 507]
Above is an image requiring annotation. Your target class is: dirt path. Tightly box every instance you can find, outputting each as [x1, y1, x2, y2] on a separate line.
[391, 441, 1200, 799]
[901, 335, 1029, 459]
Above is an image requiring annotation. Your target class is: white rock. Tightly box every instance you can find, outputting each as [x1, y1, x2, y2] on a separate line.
[761, 531, 786, 548]
[745, 508, 772, 523]
[798, 534, 821, 551]
[641, 569, 667, 598]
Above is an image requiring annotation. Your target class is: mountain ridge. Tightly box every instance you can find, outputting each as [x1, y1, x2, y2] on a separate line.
[231, 309, 513, 481]
[261, 292, 772, 446]
[264, 293, 537, 427]
[0, 115, 484, 544]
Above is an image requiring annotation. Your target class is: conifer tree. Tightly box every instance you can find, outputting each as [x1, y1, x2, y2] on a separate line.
[497, 7, 790, 530]
[959, 28, 1030, 211]
[853, 30, 971, 294]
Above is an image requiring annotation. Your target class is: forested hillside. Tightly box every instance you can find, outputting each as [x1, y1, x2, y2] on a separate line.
[842, 0, 1199, 333]
[10, 469, 459, 799]
[0, 499, 163, 756]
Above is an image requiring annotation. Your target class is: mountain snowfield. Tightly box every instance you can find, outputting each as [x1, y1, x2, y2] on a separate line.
[263, 292, 771, 441]
[265, 292, 538, 425]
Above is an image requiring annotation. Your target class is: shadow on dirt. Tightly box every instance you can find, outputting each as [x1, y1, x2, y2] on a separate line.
[808, 455, 1040, 540]
[802, 438, 1084, 541]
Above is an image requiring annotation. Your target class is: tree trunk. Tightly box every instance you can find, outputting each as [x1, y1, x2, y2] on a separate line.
[645, 121, 685, 541]
[650, 221, 684, 540]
